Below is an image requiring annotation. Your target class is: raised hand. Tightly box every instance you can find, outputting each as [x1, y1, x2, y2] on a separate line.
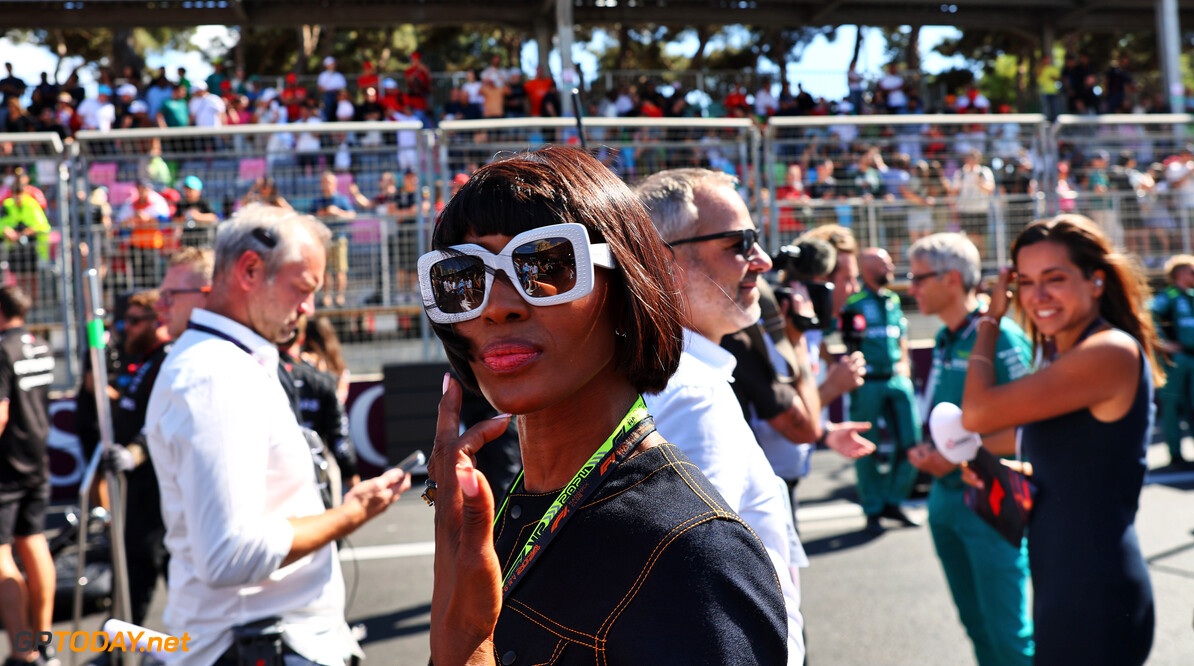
[428, 375, 512, 666]
[987, 266, 1015, 321]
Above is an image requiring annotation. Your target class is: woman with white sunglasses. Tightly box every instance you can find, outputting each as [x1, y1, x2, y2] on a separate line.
[423, 146, 788, 665]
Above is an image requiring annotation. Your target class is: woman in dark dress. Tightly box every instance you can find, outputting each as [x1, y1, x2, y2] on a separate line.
[960, 214, 1159, 665]
[422, 146, 788, 665]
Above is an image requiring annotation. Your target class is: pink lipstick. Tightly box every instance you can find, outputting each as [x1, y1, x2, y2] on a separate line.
[480, 340, 542, 373]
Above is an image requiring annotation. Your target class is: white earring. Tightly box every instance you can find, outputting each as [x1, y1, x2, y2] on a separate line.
[1095, 279, 1103, 287]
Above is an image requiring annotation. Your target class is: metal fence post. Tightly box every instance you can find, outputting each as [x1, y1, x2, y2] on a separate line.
[419, 128, 433, 361]
[993, 197, 1008, 268]
[1182, 204, 1191, 255]
[762, 123, 779, 255]
[57, 152, 77, 387]
[1041, 118, 1059, 216]
[748, 125, 764, 245]
[866, 198, 879, 250]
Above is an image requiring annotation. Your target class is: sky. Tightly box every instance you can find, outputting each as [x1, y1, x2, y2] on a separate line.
[0, 24, 966, 102]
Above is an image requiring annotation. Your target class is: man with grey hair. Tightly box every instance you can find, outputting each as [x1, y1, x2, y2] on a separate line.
[155, 247, 213, 340]
[145, 204, 411, 666]
[636, 168, 873, 665]
[904, 232, 1035, 665]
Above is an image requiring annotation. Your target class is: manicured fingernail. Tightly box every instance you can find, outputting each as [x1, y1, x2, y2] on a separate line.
[442, 373, 450, 395]
[490, 413, 512, 421]
[457, 465, 478, 497]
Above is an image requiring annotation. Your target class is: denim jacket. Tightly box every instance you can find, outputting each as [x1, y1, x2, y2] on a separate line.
[491, 442, 787, 665]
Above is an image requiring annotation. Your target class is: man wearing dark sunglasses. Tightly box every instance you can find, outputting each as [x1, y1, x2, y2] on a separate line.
[637, 168, 806, 664]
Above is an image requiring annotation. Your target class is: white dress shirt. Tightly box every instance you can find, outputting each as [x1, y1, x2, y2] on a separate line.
[645, 329, 807, 665]
[145, 309, 357, 666]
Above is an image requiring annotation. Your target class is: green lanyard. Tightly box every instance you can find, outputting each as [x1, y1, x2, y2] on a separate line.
[493, 394, 654, 600]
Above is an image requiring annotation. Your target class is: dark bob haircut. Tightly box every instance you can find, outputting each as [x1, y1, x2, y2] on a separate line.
[429, 145, 683, 395]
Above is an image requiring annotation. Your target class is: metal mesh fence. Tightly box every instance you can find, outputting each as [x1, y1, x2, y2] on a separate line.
[0, 132, 75, 386]
[12, 112, 1192, 381]
[438, 116, 758, 184]
[437, 115, 762, 221]
[76, 121, 432, 371]
[766, 114, 1049, 271]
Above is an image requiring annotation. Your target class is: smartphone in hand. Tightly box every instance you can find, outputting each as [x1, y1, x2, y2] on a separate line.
[392, 450, 426, 475]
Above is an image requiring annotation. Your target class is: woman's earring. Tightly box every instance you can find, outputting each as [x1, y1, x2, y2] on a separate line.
[615, 328, 628, 338]
[1095, 279, 1104, 288]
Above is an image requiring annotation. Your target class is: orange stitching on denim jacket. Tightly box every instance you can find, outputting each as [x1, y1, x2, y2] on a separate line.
[581, 461, 670, 509]
[661, 444, 731, 515]
[530, 638, 569, 666]
[506, 598, 601, 647]
[597, 512, 720, 637]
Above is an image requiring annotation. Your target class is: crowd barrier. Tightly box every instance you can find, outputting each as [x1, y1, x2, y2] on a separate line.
[1, 113, 1192, 386]
[0, 132, 77, 386]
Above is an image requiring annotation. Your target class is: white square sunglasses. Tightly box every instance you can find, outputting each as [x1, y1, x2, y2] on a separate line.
[417, 223, 617, 324]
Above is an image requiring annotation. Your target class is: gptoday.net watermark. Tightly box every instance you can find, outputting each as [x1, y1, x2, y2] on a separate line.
[15, 630, 192, 655]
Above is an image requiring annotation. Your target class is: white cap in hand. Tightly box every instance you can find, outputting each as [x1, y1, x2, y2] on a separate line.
[929, 402, 982, 464]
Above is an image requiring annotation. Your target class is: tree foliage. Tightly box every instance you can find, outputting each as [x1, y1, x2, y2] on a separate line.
[932, 27, 1194, 108]
[3, 27, 196, 81]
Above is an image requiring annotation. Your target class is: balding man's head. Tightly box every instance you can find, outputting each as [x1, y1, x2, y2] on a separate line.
[860, 247, 894, 290]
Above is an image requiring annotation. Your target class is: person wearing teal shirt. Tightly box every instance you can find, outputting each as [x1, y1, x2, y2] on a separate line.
[1150, 254, 1194, 466]
[905, 233, 1034, 666]
[840, 248, 921, 530]
[155, 83, 190, 128]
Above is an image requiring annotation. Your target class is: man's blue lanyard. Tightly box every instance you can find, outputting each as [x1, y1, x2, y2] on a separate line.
[187, 321, 256, 357]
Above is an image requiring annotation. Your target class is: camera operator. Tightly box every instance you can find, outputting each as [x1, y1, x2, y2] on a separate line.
[799, 224, 869, 406]
[721, 238, 875, 504]
[145, 205, 410, 666]
[839, 248, 922, 532]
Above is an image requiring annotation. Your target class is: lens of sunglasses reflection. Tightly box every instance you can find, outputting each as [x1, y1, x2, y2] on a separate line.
[513, 238, 576, 298]
[430, 255, 486, 314]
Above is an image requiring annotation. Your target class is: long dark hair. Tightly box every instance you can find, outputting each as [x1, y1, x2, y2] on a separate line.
[304, 315, 346, 378]
[429, 145, 683, 395]
[1011, 214, 1164, 384]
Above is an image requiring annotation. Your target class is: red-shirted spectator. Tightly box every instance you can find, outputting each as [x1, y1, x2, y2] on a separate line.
[774, 164, 810, 232]
[640, 97, 663, 118]
[380, 78, 403, 116]
[282, 73, 305, 120]
[724, 84, 748, 116]
[523, 67, 552, 117]
[357, 61, 379, 92]
[404, 53, 431, 113]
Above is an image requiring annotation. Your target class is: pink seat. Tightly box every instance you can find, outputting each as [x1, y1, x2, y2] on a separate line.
[350, 218, 381, 244]
[336, 172, 354, 195]
[88, 162, 118, 187]
[108, 182, 136, 207]
[238, 157, 267, 183]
